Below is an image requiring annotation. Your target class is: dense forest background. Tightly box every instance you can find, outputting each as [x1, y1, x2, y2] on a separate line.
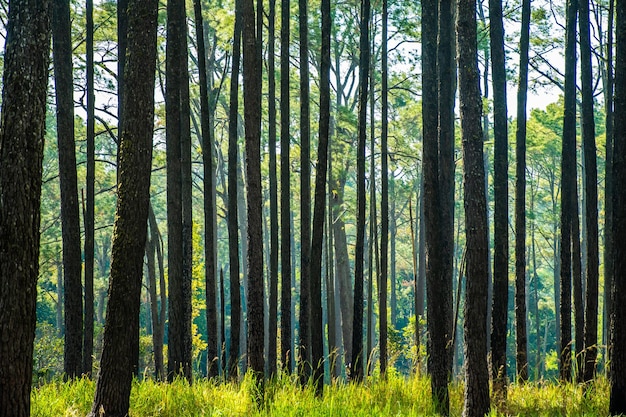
[1, 0, 626, 415]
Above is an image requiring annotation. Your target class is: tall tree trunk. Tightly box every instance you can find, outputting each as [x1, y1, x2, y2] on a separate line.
[279, 0, 293, 375]
[298, 0, 313, 385]
[560, 0, 578, 383]
[193, 0, 219, 379]
[309, 0, 331, 393]
[0, 1, 50, 414]
[438, 0, 456, 380]
[379, 0, 389, 378]
[242, 0, 265, 390]
[88, 0, 158, 412]
[609, 0, 626, 412]
[514, 0, 531, 385]
[267, 0, 279, 379]
[333, 174, 353, 366]
[227, 0, 243, 381]
[603, 0, 614, 371]
[579, 0, 599, 383]
[166, 0, 192, 383]
[117, 0, 127, 172]
[83, 0, 95, 378]
[489, 0, 510, 394]
[147, 205, 165, 380]
[457, 0, 491, 414]
[422, 0, 449, 412]
[52, 0, 83, 380]
[351, 0, 370, 383]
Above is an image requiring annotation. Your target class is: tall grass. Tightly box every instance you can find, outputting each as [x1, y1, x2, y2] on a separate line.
[30, 372, 609, 416]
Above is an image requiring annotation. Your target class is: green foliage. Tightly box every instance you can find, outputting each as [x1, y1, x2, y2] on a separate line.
[30, 372, 611, 416]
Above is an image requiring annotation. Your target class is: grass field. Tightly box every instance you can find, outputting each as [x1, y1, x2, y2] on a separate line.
[30, 372, 610, 416]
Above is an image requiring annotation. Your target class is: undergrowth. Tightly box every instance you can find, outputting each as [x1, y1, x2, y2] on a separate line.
[30, 371, 610, 416]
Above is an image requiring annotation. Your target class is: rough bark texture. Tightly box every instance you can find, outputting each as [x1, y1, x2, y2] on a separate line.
[422, 0, 449, 412]
[280, 0, 293, 374]
[88, 0, 158, 413]
[52, 0, 83, 380]
[242, 0, 265, 387]
[267, 0, 279, 379]
[193, 0, 219, 379]
[166, 0, 193, 383]
[298, 0, 312, 385]
[0, 1, 50, 414]
[83, 0, 95, 378]
[610, 0, 626, 412]
[457, 0, 491, 415]
[351, 0, 370, 383]
[309, 0, 331, 395]
[380, 0, 389, 378]
[513, 0, 531, 385]
[227, 0, 242, 380]
[559, 0, 577, 383]
[147, 206, 165, 380]
[438, 0, 456, 379]
[579, 0, 599, 383]
[489, 0, 510, 393]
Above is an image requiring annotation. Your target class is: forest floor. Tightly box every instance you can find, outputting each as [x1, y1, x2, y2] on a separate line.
[31, 371, 609, 416]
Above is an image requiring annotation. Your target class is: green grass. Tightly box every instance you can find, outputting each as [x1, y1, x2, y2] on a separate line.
[30, 372, 610, 416]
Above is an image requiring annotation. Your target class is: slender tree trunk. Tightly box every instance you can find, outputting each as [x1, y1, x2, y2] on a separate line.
[309, 0, 331, 394]
[579, 0, 599, 383]
[279, 0, 292, 375]
[52, 0, 84, 380]
[192, 0, 219, 379]
[117, 0, 127, 171]
[379, 0, 389, 378]
[88, 0, 158, 412]
[514, 0, 531, 385]
[603, 0, 614, 372]
[227, 0, 243, 381]
[560, 0, 578, 383]
[457, 0, 491, 414]
[0, 1, 50, 414]
[610, 0, 626, 412]
[242, 0, 265, 391]
[351, 0, 370, 383]
[438, 0, 456, 380]
[298, 0, 313, 384]
[489, 0, 510, 394]
[267, 0, 279, 379]
[422, 0, 449, 412]
[147, 206, 165, 380]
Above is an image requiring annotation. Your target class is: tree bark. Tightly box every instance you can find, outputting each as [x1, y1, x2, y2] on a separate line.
[379, 0, 389, 378]
[267, 0, 279, 379]
[579, 0, 599, 383]
[309, 0, 331, 395]
[242, 0, 265, 390]
[88, 0, 158, 413]
[559, 0, 577, 383]
[610, 0, 626, 412]
[83, 0, 95, 378]
[52, 0, 83, 380]
[193, 0, 219, 379]
[227, 0, 243, 381]
[166, 0, 192, 383]
[298, 0, 313, 385]
[489, 0, 510, 393]
[514, 0, 531, 385]
[351, 0, 370, 383]
[457, 0, 491, 414]
[280, 0, 293, 375]
[422, 0, 449, 412]
[0, 1, 50, 414]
